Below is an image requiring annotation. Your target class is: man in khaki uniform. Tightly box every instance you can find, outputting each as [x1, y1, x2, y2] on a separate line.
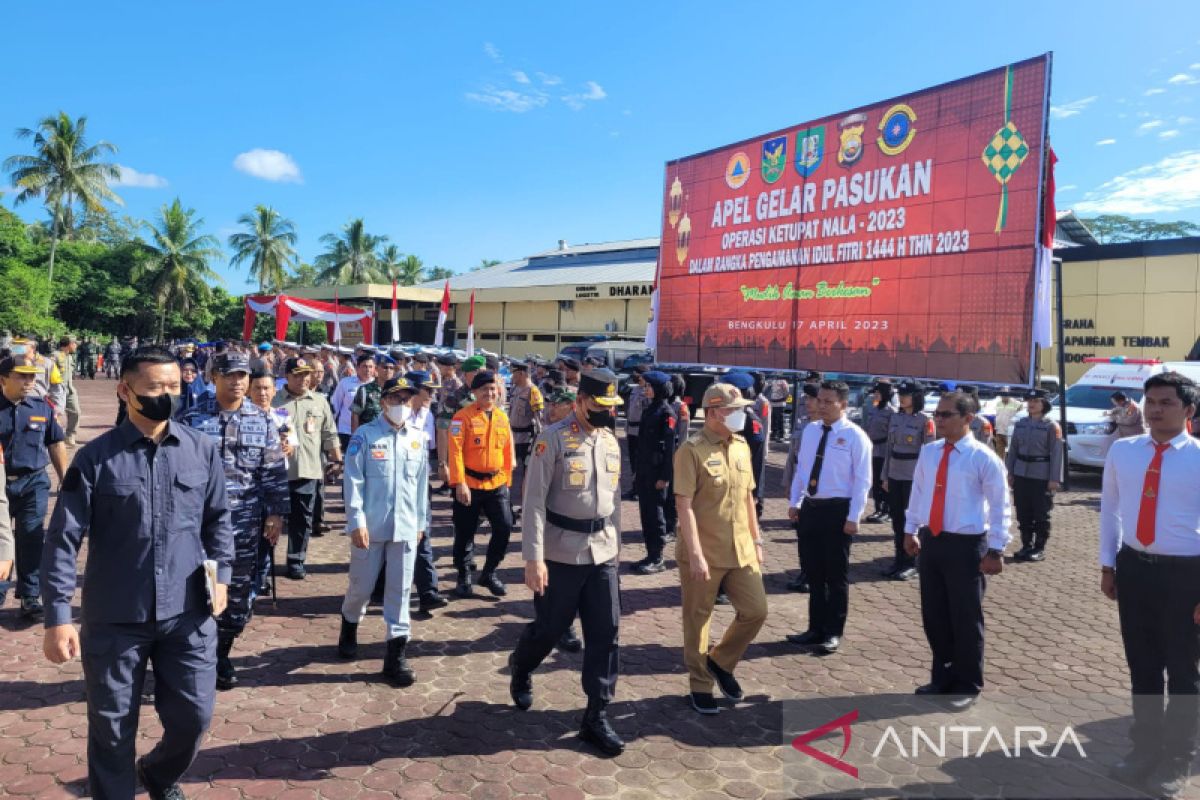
[674, 383, 768, 715]
[508, 369, 625, 757]
[53, 336, 81, 446]
[507, 362, 544, 516]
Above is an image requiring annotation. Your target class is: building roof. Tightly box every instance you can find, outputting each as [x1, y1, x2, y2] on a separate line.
[1053, 210, 1099, 248]
[1058, 236, 1200, 262]
[421, 238, 658, 291]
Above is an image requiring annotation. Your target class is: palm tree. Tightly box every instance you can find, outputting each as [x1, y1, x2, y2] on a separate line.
[134, 198, 222, 340]
[378, 245, 424, 286]
[427, 265, 455, 281]
[228, 205, 298, 293]
[315, 218, 386, 285]
[3, 112, 123, 303]
[471, 258, 501, 272]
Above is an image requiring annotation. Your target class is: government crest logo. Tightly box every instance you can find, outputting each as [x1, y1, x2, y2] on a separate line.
[761, 136, 786, 184]
[837, 113, 868, 168]
[794, 126, 825, 177]
[725, 151, 751, 189]
[877, 104, 917, 156]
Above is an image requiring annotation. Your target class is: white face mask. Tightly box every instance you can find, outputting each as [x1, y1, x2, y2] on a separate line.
[385, 404, 409, 425]
[723, 408, 747, 431]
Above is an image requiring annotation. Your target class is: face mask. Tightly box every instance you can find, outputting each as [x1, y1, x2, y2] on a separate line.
[385, 404, 409, 425]
[723, 408, 747, 431]
[131, 392, 181, 422]
[586, 408, 613, 429]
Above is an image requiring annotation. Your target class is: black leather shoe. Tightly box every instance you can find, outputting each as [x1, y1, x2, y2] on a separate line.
[1027, 548, 1046, 562]
[633, 559, 666, 575]
[865, 511, 886, 524]
[815, 636, 841, 655]
[557, 626, 583, 653]
[215, 636, 237, 691]
[705, 656, 744, 701]
[914, 682, 948, 696]
[892, 567, 918, 581]
[622, 490, 638, 501]
[579, 698, 625, 757]
[382, 637, 415, 687]
[880, 564, 899, 577]
[286, 564, 306, 580]
[1013, 546, 1033, 562]
[786, 573, 810, 593]
[136, 758, 186, 800]
[478, 571, 507, 597]
[1108, 748, 1162, 787]
[714, 592, 731, 606]
[690, 691, 720, 716]
[419, 592, 448, 613]
[454, 573, 474, 599]
[947, 693, 978, 710]
[337, 616, 359, 660]
[1143, 755, 1190, 797]
[786, 630, 824, 646]
[508, 654, 532, 710]
[20, 597, 43, 619]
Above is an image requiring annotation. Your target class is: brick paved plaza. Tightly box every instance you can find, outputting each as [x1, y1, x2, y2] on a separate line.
[0, 379, 1193, 799]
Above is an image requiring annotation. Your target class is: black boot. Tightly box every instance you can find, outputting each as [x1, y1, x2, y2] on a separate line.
[454, 569, 474, 599]
[579, 697, 624, 757]
[557, 625, 582, 653]
[216, 636, 238, 691]
[338, 616, 359, 660]
[382, 636, 415, 687]
[508, 653, 533, 710]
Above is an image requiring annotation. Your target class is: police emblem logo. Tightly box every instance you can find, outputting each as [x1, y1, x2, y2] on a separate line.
[906, 435, 914, 443]
[535, 442, 547, 457]
[606, 384, 616, 398]
[761, 136, 786, 184]
[837, 113, 868, 168]
[725, 151, 751, 189]
[877, 104, 917, 156]
[794, 126, 825, 178]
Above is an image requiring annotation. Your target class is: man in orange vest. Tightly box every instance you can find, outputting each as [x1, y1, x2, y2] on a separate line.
[448, 370, 515, 598]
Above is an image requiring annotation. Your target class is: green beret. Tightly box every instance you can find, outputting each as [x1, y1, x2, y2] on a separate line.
[462, 355, 486, 372]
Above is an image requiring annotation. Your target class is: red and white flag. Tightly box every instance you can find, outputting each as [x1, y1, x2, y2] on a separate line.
[433, 280, 450, 347]
[390, 280, 400, 344]
[332, 288, 343, 344]
[466, 290, 476, 356]
[1032, 147, 1057, 349]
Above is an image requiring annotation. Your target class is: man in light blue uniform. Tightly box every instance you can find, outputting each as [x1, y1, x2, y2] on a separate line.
[337, 377, 430, 687]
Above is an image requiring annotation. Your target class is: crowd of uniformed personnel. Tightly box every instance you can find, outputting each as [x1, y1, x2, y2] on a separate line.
[8, 329, 1200, 798]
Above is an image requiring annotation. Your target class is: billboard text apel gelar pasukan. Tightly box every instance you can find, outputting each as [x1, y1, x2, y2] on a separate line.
[656, 54, 1051, 385]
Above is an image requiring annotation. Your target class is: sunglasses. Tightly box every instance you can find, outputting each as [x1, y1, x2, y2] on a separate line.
[932, 411, 961, 420]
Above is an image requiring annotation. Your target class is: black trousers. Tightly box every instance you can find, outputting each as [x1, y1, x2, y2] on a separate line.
[770, 404, 787, 440]
[625, 434, 639, 485]
[512, 560, 620, 702]
[452, 485, 513, 575]
[81, 609, 215, 800]
[1012, 476, 1053, 549]
[748, 441, 765, 506]
[636, 475, 669, 561]
[870, 456, 889, 513]
[286, 479, 318, 566]
[918, 530, 987, 694]
[888, 479, 915, 571]
[798, 500, 852, 637]
[1116, 547, 1200, 759]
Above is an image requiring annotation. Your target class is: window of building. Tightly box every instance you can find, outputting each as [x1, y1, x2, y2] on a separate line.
[505, 334, 528, 341]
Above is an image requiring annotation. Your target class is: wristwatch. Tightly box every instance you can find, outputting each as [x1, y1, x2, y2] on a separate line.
[985, 548, 1003, 559]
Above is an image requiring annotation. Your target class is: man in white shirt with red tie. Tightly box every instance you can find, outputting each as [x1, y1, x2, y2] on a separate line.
[903, 390, 1011, 710]
[786, 380, 872, 655]
[1099, 371, 1200, 798]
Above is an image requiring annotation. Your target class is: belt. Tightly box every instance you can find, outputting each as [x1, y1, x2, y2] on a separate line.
[918, 526, 985, 539]
[803, 496, 850, 507]
[6, 469, 36, 481]
[546, 509, 608, 533]
[888, 451, 919, 460]
[1120, 545, 1200, 564]
[511, 425, 534, 433]
[1017, 455, 1050, 462]
[871, 437, 887, 444]
[465, 467, 499, 481]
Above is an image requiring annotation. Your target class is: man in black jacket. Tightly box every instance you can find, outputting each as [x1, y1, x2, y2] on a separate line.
[633, 371, 678, 574]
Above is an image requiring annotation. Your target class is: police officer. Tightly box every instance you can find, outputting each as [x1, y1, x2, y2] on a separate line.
[0, 446, 12, 601]
[53, 335, 82, 447]
[633, 370, 677, 574]
[623, 364, 650, 500]
[351, 354, 397, 431]
[719, 372, 768, 518]
[509, 368, 625, 756]
[41, 346, 234, 800]
[561, 357, 582, 388]
[338, 377, 430, 686]
[959, 385, 995, 446]
[508, 362, 545, 515]
[403, 370, 449, 612]
[447, 370, 515, 598]
[0, 356, 69, 618]
[783, 371, 823, 488]
[881, 380, 935, 580]
[863, 381, 895, 523]
[180, 352, 290, 690]
[79, 336, 98, 380]
[1006, 389, 1063, 562]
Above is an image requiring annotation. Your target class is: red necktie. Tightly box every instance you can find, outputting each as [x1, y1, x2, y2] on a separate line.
[1135, 442, 1170, 547]
[928, 441, 954, 536]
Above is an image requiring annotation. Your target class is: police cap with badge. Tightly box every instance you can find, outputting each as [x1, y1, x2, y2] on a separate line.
[578, 369, 623, 406]
[284, 357, 314, 374]
[212, 352, 250, 375]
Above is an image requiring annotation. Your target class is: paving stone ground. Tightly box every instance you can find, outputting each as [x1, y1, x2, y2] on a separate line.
[0, 378, 1194, 799]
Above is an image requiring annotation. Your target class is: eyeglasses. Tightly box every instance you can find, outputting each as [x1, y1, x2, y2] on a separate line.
[932, 411, 961, 419]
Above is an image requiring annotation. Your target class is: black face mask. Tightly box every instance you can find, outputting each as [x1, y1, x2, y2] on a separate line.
[131, 391, 181, 422]
[586, 408, 613, 429]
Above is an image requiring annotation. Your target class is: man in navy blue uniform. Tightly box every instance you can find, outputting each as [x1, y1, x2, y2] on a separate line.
[632, 370, 678, 574]
[0, 356, 69, 618]
[41, 347, 234, 800]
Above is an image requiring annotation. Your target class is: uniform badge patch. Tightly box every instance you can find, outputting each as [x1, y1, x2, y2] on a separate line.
[347, 438, 362, 456]
[449, 420, 463, 435]
[569, 472, 585, 487]
[535, 442, 547, 457]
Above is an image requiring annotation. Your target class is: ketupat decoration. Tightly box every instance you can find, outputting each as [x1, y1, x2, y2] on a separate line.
[981, 65, 1030, 233]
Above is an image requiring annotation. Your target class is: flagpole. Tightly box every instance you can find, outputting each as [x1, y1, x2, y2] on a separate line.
[466, 290, 476, 357]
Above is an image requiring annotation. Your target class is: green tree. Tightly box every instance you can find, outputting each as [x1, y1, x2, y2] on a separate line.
[377, 245, 424, 286]
[134, 198, 222, 341]
[315, 218, 386, 284]
[284, 261, 320, 288]
[1079, 214, 1200, 244]
[3, 112, 122, 303]
[471, 258, 501, 272]
[426, 265, 455, 281]
[228, 204, 298, 293]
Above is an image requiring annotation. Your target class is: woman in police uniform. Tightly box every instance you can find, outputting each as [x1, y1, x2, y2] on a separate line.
[881, 380, 934, 580]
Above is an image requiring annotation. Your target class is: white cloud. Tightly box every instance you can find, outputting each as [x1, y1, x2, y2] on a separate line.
[1160, 129, 1181, 139]
[233, 149, 302, 183]
[111, 164, 167, 188]
[1049, 96, 1098, 119]
[512, 70, 530, 84]
[1192, 63, 1200, 70]
[1075, 150, 1200, 214]
[535, 72, 562, 86]
[1168, 73, 1199, 85]
[562, 81, 607, 111]
[1179, 116, 1195, 125]
[1058, 184, 1078, 192]
[1138, 120, 1165, 133]
[1096, 138, 1117, 146]
[483, 42, 501, 63]
[465, 86, 548, 113]
[1144, 87, 1167, 96]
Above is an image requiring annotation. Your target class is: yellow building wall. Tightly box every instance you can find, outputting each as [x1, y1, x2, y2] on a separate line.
[1039, 253, 1200, 383]
[451, 298, 652, 358]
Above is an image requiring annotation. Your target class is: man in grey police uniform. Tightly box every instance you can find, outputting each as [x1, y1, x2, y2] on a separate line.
[508, 368, 625, 757]
[179, 351, 290, 690]
[1005, 388, 1063, 562]
[881, 380, 935, 580]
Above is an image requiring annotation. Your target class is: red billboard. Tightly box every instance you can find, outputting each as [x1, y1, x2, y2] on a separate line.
[656, 54, 1052, 385]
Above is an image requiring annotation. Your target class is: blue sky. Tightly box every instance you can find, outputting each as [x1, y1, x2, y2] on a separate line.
[3, 2, 1199, 290]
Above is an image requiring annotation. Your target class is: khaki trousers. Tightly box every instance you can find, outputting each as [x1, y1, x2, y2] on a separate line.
[679, 561, 768, 693]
